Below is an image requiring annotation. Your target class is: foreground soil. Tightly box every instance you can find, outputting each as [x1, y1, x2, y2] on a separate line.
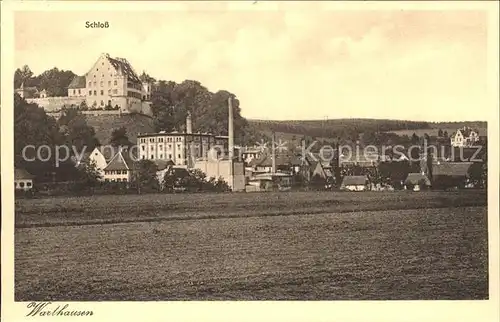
[15, 191, 488, 300]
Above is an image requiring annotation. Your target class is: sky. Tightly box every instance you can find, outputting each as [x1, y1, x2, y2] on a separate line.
[14, 4, 490, 122]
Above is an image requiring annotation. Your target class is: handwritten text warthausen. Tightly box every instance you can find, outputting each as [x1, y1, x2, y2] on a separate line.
[26, 302, 94, 317]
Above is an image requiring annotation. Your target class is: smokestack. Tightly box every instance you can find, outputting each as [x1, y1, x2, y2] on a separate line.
[271, 132, 276, 174]
[186, 111, 192, 134]
[228, 97, 234, 160]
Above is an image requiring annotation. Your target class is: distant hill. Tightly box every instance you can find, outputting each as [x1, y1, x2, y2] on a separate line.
[85, 113, 156, 146]
[247, 119, 487, 140]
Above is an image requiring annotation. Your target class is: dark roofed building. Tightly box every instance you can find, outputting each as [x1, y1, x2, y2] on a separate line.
[404, 173, 431, 191]
[432, 162, 473, 189]
[341, 175, 369, 191]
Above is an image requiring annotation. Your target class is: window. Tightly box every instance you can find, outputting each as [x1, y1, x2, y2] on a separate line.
[114, 80, 117, 86]
[108, 81, 111, 86]
[178, 154, 181, 159]
[159, 145, 163, 150]
[88, 82, 92, 87]
[150, 138, 154, 143]
[151, 146, 154, 150]
[168, 154, 172, 159]
[113, 89, 118, 94]
[160, 154, 163, 159]
[27, 182, 32, 187]
[151, 155, 154, 159]
[141, 146, 145, 151]
[20, 182, 25, 188]
[89, 91, 92, 96]
[100, 81, 104, 87]
[94, 75, 96, 78]
[78, 89, 81, 94]
[142, 156, 145, 159]
[100, 90, 104, 95]
[108, 89, 111, 94]
[93, 81, 97, 86]
[168, 144, 172, 149]
[100, 100, 104, 106]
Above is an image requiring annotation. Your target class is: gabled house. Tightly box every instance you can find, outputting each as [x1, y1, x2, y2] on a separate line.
[341, 175, 369, 191]
[77, 146, 117, 180]
[103, 149, 136, 182]
[450, 127, 480, 147]
[15, 168, 34, 191]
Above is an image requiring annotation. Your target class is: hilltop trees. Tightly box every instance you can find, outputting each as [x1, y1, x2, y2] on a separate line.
[58, 107, 99, 153]
[109, 127, 134, 148]
[150, 79, 264, 146]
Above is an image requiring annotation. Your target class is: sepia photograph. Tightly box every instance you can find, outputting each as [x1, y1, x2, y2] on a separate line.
[1, 1, 499, 321]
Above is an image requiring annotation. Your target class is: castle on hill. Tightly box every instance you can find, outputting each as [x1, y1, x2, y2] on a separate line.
[15, 53, 154, 116]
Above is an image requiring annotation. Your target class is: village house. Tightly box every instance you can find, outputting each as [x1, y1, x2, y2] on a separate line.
[431, 161, 474, 189]
[247, 153, 302, 175]
[340, 175, 369, 191]
[450, 126, 480, 147]
[404, 173, 431, 191]
[15, 168, 34, 191]
[102, 149, 136, 182]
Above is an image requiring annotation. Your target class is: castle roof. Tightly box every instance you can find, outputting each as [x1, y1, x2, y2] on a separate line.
[68, 76, 86, 89]
[107, 56, 141, 84]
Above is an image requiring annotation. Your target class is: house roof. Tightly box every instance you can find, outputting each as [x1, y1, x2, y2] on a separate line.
[104, 150, 135, 171]
[68, 76, 86, 89]
[155, 159, 174, 171]
[248, 154, 302, 167]
[15, 168, 34, 180]
[432, 162, 473, 177]
[107, 56, 142, 84]
[405, 173, 431, 185]
[341, 175, 368, 186]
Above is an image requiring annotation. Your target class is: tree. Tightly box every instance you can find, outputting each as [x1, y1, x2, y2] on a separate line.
[58, 107, 99, 153]
[14, 65, 34, 88]
[438, 129, 443, 137]
[443, 130, 448, 138]
[132, 160, 159, 193]
[109, 127, 133, 148]
[411, 133, 420, 144]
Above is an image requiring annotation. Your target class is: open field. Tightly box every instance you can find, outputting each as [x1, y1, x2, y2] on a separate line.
[15, 191, 488, 300]
[15, 190, 486, 228]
